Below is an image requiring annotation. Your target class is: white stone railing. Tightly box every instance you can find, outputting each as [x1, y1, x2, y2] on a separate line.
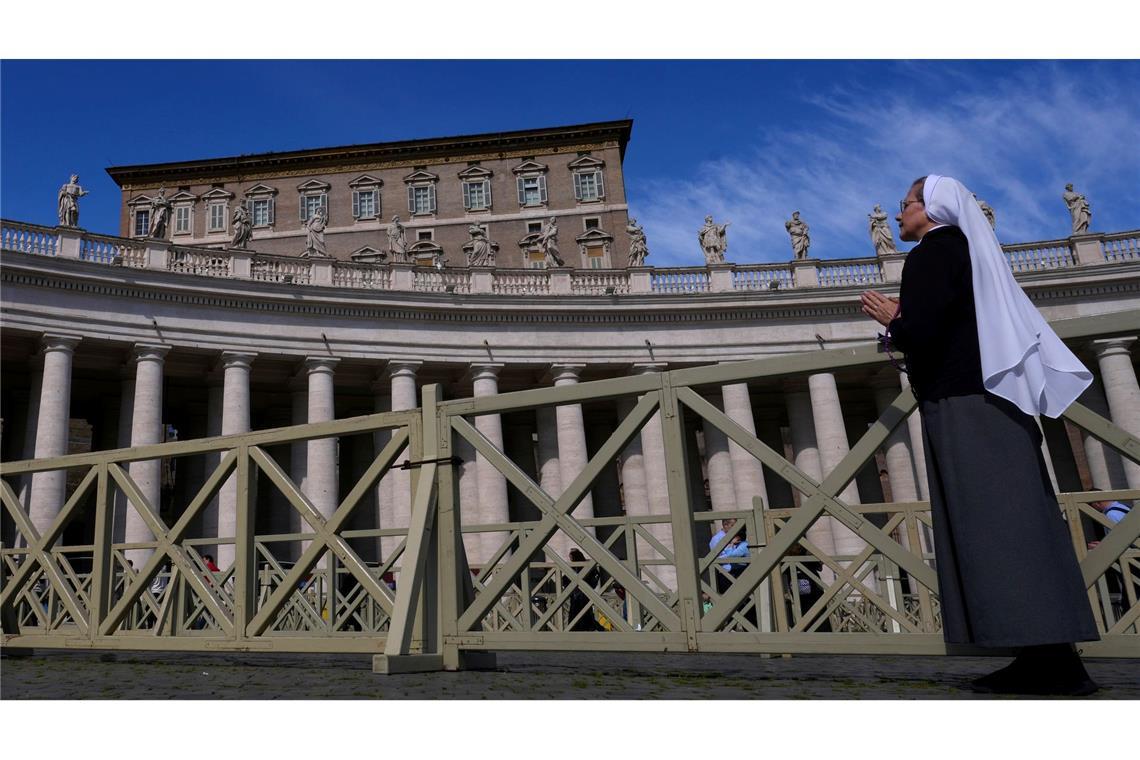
[571, 269, 631, 295]
[652, 268, 710, 293]
[1003, 238, 1077, 272]
[4, 220, 1138, 297]
[817, 259, 884, 287]
[169, 246, 230, 278]
[733, 264, 795, 291]
[493, 270, 551, 295]
[414, 267, 472, 294]
[250, 254, 311, 285]
[1102, 231, 1140, 262]
[332, 260, 391, 289]
[1, 220, 58, 256]
[80, 233, 146, 267]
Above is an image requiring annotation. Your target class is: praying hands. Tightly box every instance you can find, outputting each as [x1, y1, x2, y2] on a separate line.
[861, 289, 899, 327]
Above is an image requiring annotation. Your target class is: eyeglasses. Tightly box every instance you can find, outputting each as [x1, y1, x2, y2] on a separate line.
[899, 199, 923, 214]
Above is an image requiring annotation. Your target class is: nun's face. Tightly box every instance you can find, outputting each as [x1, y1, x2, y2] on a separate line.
[896, 188, 927, 242]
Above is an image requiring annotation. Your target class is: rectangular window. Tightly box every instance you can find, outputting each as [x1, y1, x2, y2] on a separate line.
[574, 171, 603, 202]
[527, 250, 546, 269]
[409, 186, 435, 215]
[252, 199, 271, 227]
[134, 210, 150, 237]
[527, 221, 542, 234]
[463, 180, 490, 210]
[353, 190, 377, 219]
[208, 203, 226, 231]
[300, 194, 326, 221]
[417, 230, 433, 241]
[519, 176, 546, 206]
[584, 217, 600, 230]
[175, 206, 191, 234]
[587, 250, 605, 268]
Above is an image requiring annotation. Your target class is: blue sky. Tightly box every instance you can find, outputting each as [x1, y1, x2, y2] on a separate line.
[3, 60, 1138, 266]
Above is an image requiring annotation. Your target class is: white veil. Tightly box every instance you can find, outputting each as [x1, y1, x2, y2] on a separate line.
[922, 174, 1091, 418]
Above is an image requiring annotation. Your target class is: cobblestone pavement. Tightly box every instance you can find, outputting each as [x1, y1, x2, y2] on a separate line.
[3, 649, 1138, 699]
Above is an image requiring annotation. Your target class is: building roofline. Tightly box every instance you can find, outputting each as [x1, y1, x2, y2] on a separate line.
[105, 120, 634, 187]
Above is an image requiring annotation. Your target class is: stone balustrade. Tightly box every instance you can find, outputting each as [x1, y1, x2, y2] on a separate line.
[3, 219, 1137, 297]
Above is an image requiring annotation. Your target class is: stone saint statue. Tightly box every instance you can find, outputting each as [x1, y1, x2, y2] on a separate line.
[149, 187, 172, 239]
[868, 204, 897, 257]
[698, 215, 729, 264]
[303, 207, 328, 257]
[56, 173, 89, 228]
[626, 217, 649, 267]
[785, 211, 810, 260]
[973, 194, 996, 229]
[387, 215, 409, 262]
[1062, 183, 1091, 235]
[538, 216, 563, 267]
[466, 222, 495, 267]
[231, 204, 252, 249]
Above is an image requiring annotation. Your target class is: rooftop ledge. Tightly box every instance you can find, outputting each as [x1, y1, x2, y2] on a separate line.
[2, 219, 1137, 298]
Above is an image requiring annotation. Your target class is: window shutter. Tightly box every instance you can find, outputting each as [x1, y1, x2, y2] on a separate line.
[429, 185, 437, 213]
[596, 171, 605, 199]
[321, 193, 328, 214]
[484, 180, 492, 208]
[539, 175, 547, 203]
[299, 195, 306, 221]
[462, 182, 471, 210]
[268, 197, 275, 225]
[517, 177, 526, 205]
[573, 172, 582, 201]
[408, 186, 415, 213]
[352, 191, 360, 218]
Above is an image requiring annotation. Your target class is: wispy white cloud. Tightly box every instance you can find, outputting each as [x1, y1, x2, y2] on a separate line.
[630, 63, 1140, 266]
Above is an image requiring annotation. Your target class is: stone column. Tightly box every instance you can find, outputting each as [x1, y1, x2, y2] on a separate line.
[807, 372, 863, 557]
[215, 351, 255, 569]
[702, 411, 738, 513]
[371, 386, 396, 561]
[27, 335, 80, 541]
[632, 363, 675, 590]
[17, 358, 44, 518]
[471, 363, 509, 566]
[722, 382, 769, 511]
[899, 373, 929, 500]
[200, 383, 224, 557]
[455, 431, 483, 569]
[303, 358, 340, 569]
[616, 396, 650, 518]
[534, 405, 565, 558]
[1092, 337, 1140, 489]
[289, 386, 308, 550]
[551, 364, 595, 556]
[1075, 375, 1128, 490]
[784, 383, 837, 557]
[123, 344, 170, 569]
[387, 361, 420, 561]
[872, 377, 919, 504]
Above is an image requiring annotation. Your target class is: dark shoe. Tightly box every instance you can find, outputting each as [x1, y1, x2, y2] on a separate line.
[971, 651, 1099, 697]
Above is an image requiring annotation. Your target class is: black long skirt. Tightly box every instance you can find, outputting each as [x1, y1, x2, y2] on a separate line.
[920, 392, 1099, 648]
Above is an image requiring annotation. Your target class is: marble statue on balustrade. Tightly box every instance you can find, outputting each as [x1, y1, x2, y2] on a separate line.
[56, 174, 89, 228]
[149, 187, 172, 239]
[1063, 183, 1092, 234]
[785, 211, 810, 259]
[868, 204, 897, 257]
[302, 207, 328, 257]
[387, 215, 410, 263]
[539, 216, 563, 267]
[230, 204, 252, 249]
[465, 222, 496, 267]
[627, 218, 650, 266]
[973, 194, 996, 229]
[698, 215, 729, 264]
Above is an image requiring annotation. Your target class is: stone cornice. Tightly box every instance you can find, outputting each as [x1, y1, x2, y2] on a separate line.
[106, 121, 633, 190]
[2, 251, 1137, 328]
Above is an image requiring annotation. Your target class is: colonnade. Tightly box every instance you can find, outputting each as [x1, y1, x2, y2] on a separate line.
[11, 334, 1140, 580]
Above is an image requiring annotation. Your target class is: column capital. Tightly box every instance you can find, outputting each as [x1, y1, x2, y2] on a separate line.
[631, 362, 667, 375]
[131, 343, 171, 363]
[468, 362, 504, 383]
[304, 356, 340, 375]
[220, 351, 257, 371]
[388, 360, 422, 379]
[40, 334, 81, 354]
[1090, 336, 1137, 359]
[549, 363, 586, 384]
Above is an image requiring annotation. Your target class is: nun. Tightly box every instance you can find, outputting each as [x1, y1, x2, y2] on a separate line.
[860, 175, 1100, 696]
